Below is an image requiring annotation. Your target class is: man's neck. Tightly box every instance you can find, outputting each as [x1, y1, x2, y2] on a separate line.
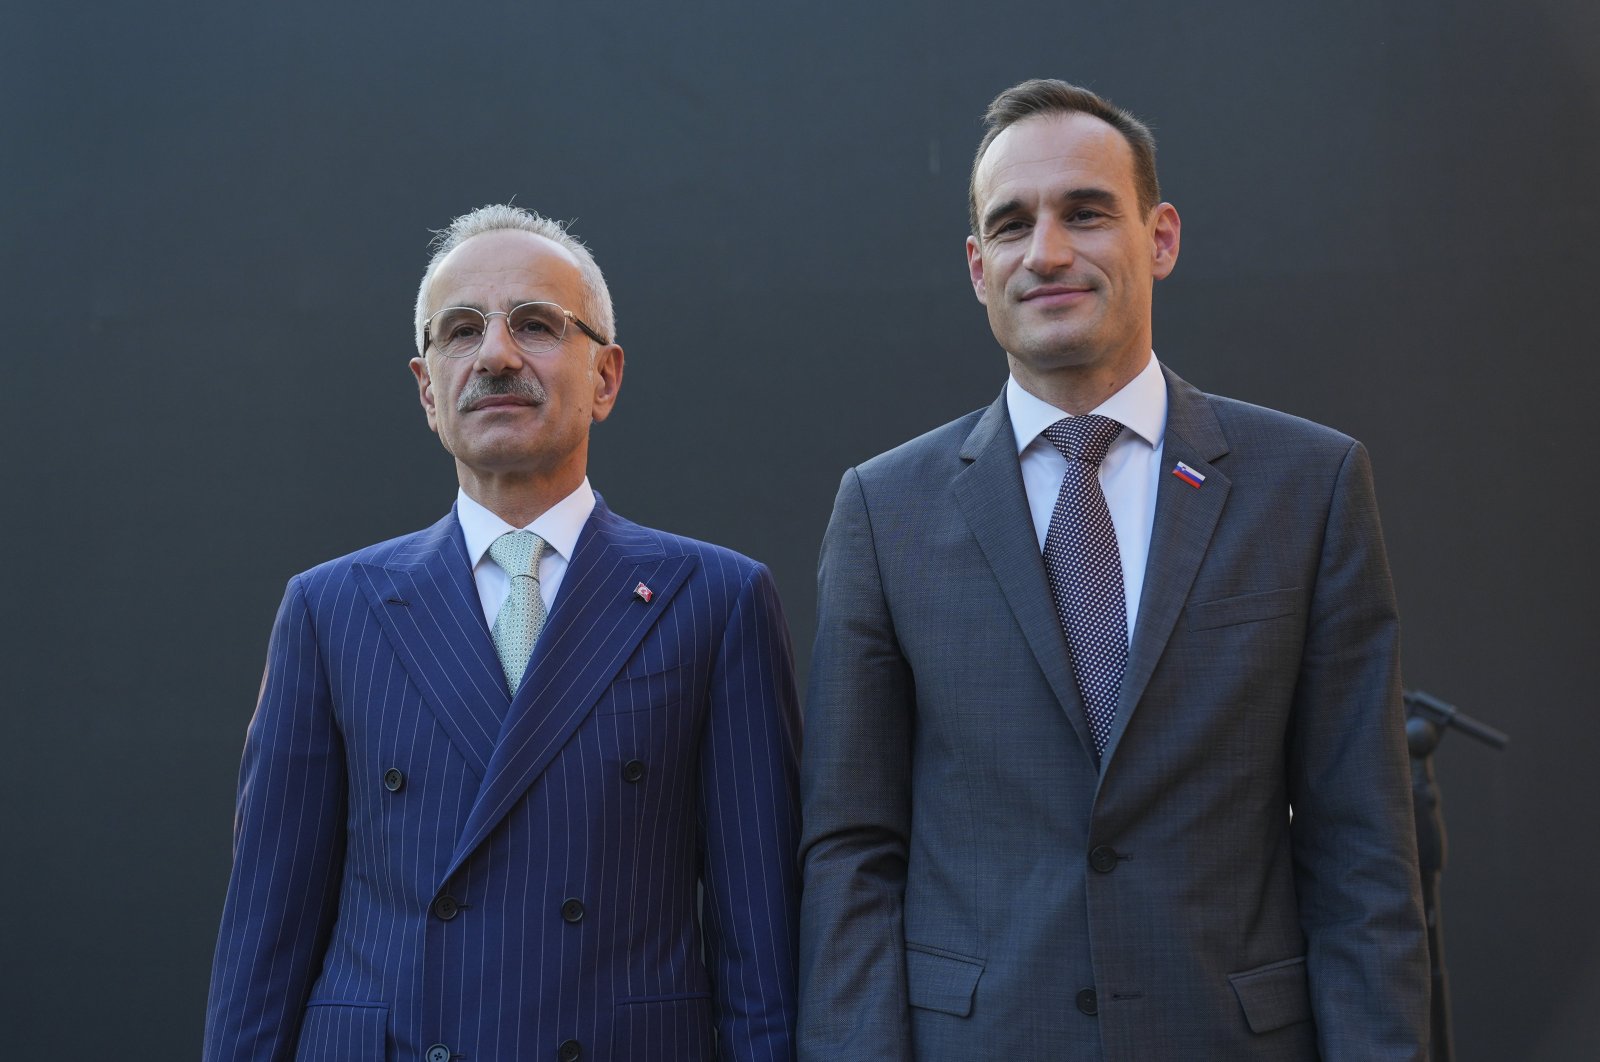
[1008, 348, 1152, 415]
[456, 464, 586, 528]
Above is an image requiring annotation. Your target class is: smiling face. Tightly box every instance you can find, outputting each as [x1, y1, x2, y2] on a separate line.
[409, 229, 622, 508]
[966, 111, 1179, 404]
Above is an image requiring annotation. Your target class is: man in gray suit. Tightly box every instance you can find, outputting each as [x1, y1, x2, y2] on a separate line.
[798, 79, 1430, 1060]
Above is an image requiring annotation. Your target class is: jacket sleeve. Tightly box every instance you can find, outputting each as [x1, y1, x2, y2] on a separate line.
[1286, 440, 1431, 1060]
[203, 575, 347, 1062]
[797, 468, 917, 1060]
[698, 560, 803, 1061]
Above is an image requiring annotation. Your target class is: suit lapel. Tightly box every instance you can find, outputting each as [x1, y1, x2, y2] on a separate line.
[1100, 367, 1231, 769]
[953, 392, 1097, 760]
[443, 499, 698, 881]
[353, 509, 507, 777]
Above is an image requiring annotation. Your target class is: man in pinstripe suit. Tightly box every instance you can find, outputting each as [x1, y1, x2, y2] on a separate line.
[205, 204, 801, 1061]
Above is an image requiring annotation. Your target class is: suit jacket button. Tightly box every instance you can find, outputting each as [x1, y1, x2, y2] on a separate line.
[1076, 988, 1098, 1016]
[561, 898, 585, 923]
[1089, 845, 1119, 873]
[425, 1045, 451, 1062]
[557, 1039, 583, 1061]
[622, 759, 646, 783]
[383, 768, 405, 792]
[432, 894, 461, 921]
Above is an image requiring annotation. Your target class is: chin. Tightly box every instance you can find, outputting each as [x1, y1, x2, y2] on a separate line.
[1012, 338, 1101, 371]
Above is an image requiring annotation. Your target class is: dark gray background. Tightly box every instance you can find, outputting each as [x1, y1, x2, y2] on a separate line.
[5, 1, 1596, 1058]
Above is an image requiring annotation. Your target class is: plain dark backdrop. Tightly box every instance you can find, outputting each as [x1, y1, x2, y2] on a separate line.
[5, 1, 1597, 1058]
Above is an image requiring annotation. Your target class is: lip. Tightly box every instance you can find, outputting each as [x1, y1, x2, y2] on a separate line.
[465, 394, 537, 412]
[1019, 284, 1092, 304]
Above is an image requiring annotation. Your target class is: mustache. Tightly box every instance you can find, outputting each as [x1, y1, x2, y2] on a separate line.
[456, 373, 547, 412]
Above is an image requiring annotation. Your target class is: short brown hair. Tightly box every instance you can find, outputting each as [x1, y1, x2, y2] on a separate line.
[968, 79, 1161, 236]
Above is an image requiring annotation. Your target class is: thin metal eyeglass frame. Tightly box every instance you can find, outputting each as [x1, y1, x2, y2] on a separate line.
[423, 301, 610, 358]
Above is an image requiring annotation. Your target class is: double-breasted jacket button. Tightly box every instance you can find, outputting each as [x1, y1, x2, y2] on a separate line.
[383, 768, 405, 792]
[560, 898, 585, 924]
[425, 1045, 451, 1062]
[1089, 845, 1119, 873]
[432, 894, 461, 921]
[557, 1038, 583, 1061]
[622, 759, 646, 783]
[1076, 988, 1099, 1016]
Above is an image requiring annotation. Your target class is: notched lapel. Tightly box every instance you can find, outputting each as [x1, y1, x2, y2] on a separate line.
[353, 514, 506, 778]
[1101, 369, 1231, 770]
[953, 393, 1097, 760]
[443, 509, 697, 881]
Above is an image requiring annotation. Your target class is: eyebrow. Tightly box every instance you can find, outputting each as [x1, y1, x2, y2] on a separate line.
[1061, 187, 1121, 210]
[433, 298, 548, 314]
[981, 186, 1123, 233]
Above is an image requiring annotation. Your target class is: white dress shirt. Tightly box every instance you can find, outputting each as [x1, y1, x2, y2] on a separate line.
[1007, 353, 1168, 637]
[455, 479, 597, 629]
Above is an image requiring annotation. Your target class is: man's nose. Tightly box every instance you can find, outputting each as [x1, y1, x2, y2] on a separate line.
[474, 314, 525, 372]
[1022, 219, 1075, 275]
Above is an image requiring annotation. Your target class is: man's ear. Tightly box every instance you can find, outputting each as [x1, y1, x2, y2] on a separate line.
[966, 235, 989, 304]
[1150, 203, 1181, 280]
[410, 356, 439, 432]
[589, 344, 624, 424]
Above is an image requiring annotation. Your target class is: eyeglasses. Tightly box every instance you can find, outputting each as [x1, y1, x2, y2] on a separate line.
[423, 301, 609, 359]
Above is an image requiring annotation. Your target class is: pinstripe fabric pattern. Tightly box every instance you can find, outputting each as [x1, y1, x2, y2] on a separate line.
[205, 498, 802, 1061]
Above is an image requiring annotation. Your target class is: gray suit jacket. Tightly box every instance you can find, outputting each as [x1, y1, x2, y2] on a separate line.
[798, 367, 1429, 1060]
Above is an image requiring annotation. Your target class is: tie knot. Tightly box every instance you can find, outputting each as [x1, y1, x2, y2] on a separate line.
[1043, 414, 1124, 466]
[488, 530, 547, 579]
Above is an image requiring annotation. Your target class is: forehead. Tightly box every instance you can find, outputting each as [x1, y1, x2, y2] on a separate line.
[427, 229, 586, 312]
[974, 111, 1138, 210]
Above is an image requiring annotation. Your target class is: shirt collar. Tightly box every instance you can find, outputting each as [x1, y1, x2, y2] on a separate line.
[1006, 352, 1167, 454]
[456, 478, 597, 569]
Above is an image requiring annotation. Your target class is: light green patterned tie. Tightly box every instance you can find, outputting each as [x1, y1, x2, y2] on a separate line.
[488, 531, 548, 695]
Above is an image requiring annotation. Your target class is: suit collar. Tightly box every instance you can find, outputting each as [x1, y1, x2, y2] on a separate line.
[441, 497, 698, 881]
[1158, 363, 1229, 462]
[352, 509, 507, 777]
[955, 390, 1098, 761]
[958, 389, 1012, 461]
[1100, 365, 1232, 771]
[957, 368, 1236, 774]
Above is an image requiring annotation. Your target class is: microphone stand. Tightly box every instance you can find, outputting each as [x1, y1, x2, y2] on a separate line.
[1404, 689, 1509, 1062]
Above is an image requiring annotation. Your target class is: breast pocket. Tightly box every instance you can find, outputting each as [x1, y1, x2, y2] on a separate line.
[1185, 586, 1303, 632]
[596, 661, 694, 714]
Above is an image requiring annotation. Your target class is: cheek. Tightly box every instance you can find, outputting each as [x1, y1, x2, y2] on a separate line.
[991, 251, 1028, 296]
[562, 366, 597, 405]
[431, 370, 465, 408]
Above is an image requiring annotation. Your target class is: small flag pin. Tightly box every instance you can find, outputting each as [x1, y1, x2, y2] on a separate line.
[633, 582, 654, 603]
[1172, 461, 1207, 488]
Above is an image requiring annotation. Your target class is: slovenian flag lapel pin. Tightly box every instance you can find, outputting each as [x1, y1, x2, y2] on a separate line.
[1172, 461, 1207, 488]
[633, 582, 654, 603]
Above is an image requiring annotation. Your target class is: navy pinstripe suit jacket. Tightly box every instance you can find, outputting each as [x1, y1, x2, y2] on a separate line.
[205, 498, 801, 1062]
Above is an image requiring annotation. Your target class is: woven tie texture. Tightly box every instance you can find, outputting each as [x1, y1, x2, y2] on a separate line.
[488, 530, 548, 695]
[1041, 414, 1127, 760]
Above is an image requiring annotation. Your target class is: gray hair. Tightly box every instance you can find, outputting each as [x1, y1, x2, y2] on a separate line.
[413, 203, 616, 354]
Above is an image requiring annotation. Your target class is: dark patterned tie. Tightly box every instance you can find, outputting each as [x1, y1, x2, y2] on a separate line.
[1042, 415, 1127, 760]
